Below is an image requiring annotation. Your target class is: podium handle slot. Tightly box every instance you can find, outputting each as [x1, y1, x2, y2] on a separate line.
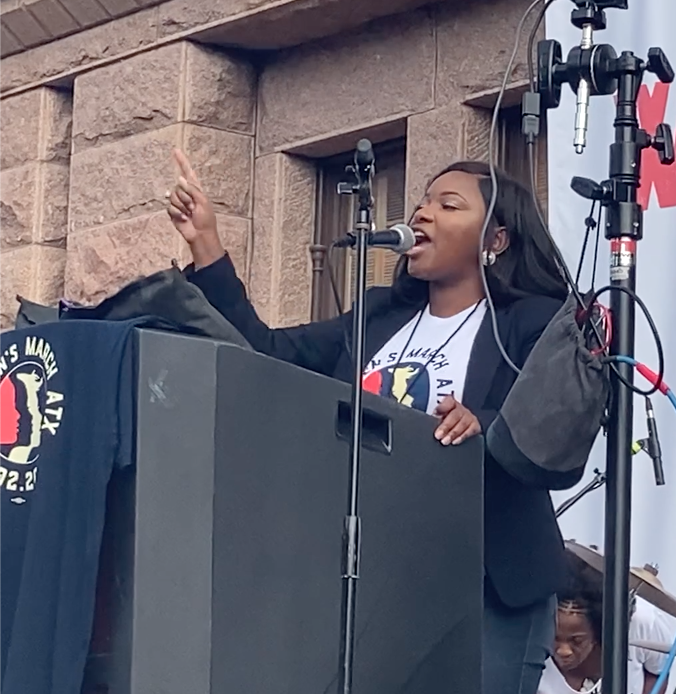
[335, 401, 392, 455]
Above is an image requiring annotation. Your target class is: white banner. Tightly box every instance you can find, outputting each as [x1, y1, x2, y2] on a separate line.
[546, 0, 676, 602]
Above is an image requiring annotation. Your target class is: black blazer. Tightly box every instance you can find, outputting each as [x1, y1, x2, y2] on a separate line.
[188, 255, 568, 609]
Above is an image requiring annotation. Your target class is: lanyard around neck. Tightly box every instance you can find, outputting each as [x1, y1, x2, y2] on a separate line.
[384, 301, 482, 407]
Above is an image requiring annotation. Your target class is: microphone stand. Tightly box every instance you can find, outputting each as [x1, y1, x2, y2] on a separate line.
[555, 429, 665, 519]
[336, 138, 375, 694]
[555, 469, 606, 518]
[536, 3, 674, 691]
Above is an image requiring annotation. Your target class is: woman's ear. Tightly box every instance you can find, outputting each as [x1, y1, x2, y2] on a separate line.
[490, 226, 510, 256]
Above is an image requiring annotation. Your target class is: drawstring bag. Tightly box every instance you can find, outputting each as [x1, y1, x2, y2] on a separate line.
[487, 293, 610, 490]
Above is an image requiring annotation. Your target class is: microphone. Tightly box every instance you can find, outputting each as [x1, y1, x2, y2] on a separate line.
[573, 24, 594, 154]
[645, 398, 665, 486]
[354, 138, 375, 179]
[333, 224, 416, 253]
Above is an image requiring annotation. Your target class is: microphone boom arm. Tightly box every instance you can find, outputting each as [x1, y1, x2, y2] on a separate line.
[555, 468, 606, 518]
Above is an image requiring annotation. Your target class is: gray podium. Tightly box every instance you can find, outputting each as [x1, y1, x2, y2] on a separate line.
[83, 328, 484, 694]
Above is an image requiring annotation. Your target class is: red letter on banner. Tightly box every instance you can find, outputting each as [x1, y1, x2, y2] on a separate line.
[636, 82, 676, 210]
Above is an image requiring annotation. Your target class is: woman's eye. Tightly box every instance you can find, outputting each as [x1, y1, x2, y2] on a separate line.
[442, 203, 457, 210]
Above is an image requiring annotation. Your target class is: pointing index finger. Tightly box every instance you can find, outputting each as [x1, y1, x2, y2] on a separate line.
[173, 148, 200, 187]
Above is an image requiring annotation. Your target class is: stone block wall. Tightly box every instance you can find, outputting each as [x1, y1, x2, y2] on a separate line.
[0, 41, 257, 326]
[0, 87, 71, 327]
[1, 0, 537, 329]
[251, 153, 316, 327]
[65, 42, 256, 306]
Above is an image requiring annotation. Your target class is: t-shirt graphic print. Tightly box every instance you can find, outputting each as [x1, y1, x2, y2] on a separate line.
[362, 302, 486, 415]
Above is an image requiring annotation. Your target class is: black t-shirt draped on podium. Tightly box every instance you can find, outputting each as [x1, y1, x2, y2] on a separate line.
[0, 320, 138, 694]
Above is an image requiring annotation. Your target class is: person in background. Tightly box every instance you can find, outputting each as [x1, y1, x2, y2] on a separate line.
[538, 548, 673, 694]
[167, 148, 573, 693]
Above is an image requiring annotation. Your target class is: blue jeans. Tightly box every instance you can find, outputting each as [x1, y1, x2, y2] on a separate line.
[483, 584, 556, 694]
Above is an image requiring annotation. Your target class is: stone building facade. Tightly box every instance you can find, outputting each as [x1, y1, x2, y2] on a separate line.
[0, 0, 544, 330]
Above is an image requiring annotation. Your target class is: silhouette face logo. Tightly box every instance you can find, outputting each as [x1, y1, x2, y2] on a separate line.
[1, 335, 65, 500]
[1, 366, 47, 465]
[0, 375, 20, 445]
[363, 362, 430, 412]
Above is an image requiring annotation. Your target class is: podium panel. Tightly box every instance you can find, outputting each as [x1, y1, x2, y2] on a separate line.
[86, 329, 484, 694]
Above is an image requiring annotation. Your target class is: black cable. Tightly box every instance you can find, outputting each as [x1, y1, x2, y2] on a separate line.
[524, 1, 667, 388]
[522, 9, 666, 401]
[524, 133, 664, 399]
[573, 200, 603, 290]
[590, 202, 602, 290]
[486, 0, 599, 375]
[327, 241, 345, 316]
[527, 0, 558, 91]
[525, 140, 613, 351]
[522, 2, 596, 310]
[575, 201, 597, 287]
[327, 241, 353, 360]
[491, 0, 667, 400]
[522, 2, 605, 348]
[589, 285, 665, 397]
[483, 0, 553, 375]
[526, 141, 589, 311]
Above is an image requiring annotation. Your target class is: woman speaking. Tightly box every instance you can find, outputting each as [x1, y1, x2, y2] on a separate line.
[167, 148, 570, 694]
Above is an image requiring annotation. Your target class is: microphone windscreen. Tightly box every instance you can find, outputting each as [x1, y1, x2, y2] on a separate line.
[391, 224, 416, 252]
[355, 139, 374, 168]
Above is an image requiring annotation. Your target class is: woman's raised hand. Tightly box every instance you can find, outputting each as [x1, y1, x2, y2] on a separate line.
[166, 149, 224, 269]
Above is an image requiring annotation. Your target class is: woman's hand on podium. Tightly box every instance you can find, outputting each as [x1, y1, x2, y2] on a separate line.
[433, 395, 481, 446]
[166, 148, 224, 270]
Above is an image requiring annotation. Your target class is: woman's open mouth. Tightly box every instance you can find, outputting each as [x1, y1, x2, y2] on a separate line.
[407, 228, 431, 256]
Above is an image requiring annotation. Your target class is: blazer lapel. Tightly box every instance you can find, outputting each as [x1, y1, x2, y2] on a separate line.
[332, 297, 419, 383]
[462, 308, 506, 412]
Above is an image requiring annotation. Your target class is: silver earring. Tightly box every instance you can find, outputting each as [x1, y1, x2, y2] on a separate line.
[482, 250, 496, 266]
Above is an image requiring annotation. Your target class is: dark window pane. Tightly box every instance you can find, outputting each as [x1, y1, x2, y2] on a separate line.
[313, 139, 406, 320]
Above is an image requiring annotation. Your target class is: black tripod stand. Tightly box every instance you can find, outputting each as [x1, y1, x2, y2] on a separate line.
[537, 2, 674, 691]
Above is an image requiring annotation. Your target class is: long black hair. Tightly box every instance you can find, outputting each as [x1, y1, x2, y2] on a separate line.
[392, 161, 569, 307]
[559, 549, 604, 643]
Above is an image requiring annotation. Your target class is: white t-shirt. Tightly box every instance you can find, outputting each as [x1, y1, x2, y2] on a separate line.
[538, 598, 675, 694]
[362, 301, 486, 415]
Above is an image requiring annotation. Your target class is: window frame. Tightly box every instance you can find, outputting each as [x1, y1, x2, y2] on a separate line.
[312, 138, 407, 321]
[309, 110, 550, 322]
